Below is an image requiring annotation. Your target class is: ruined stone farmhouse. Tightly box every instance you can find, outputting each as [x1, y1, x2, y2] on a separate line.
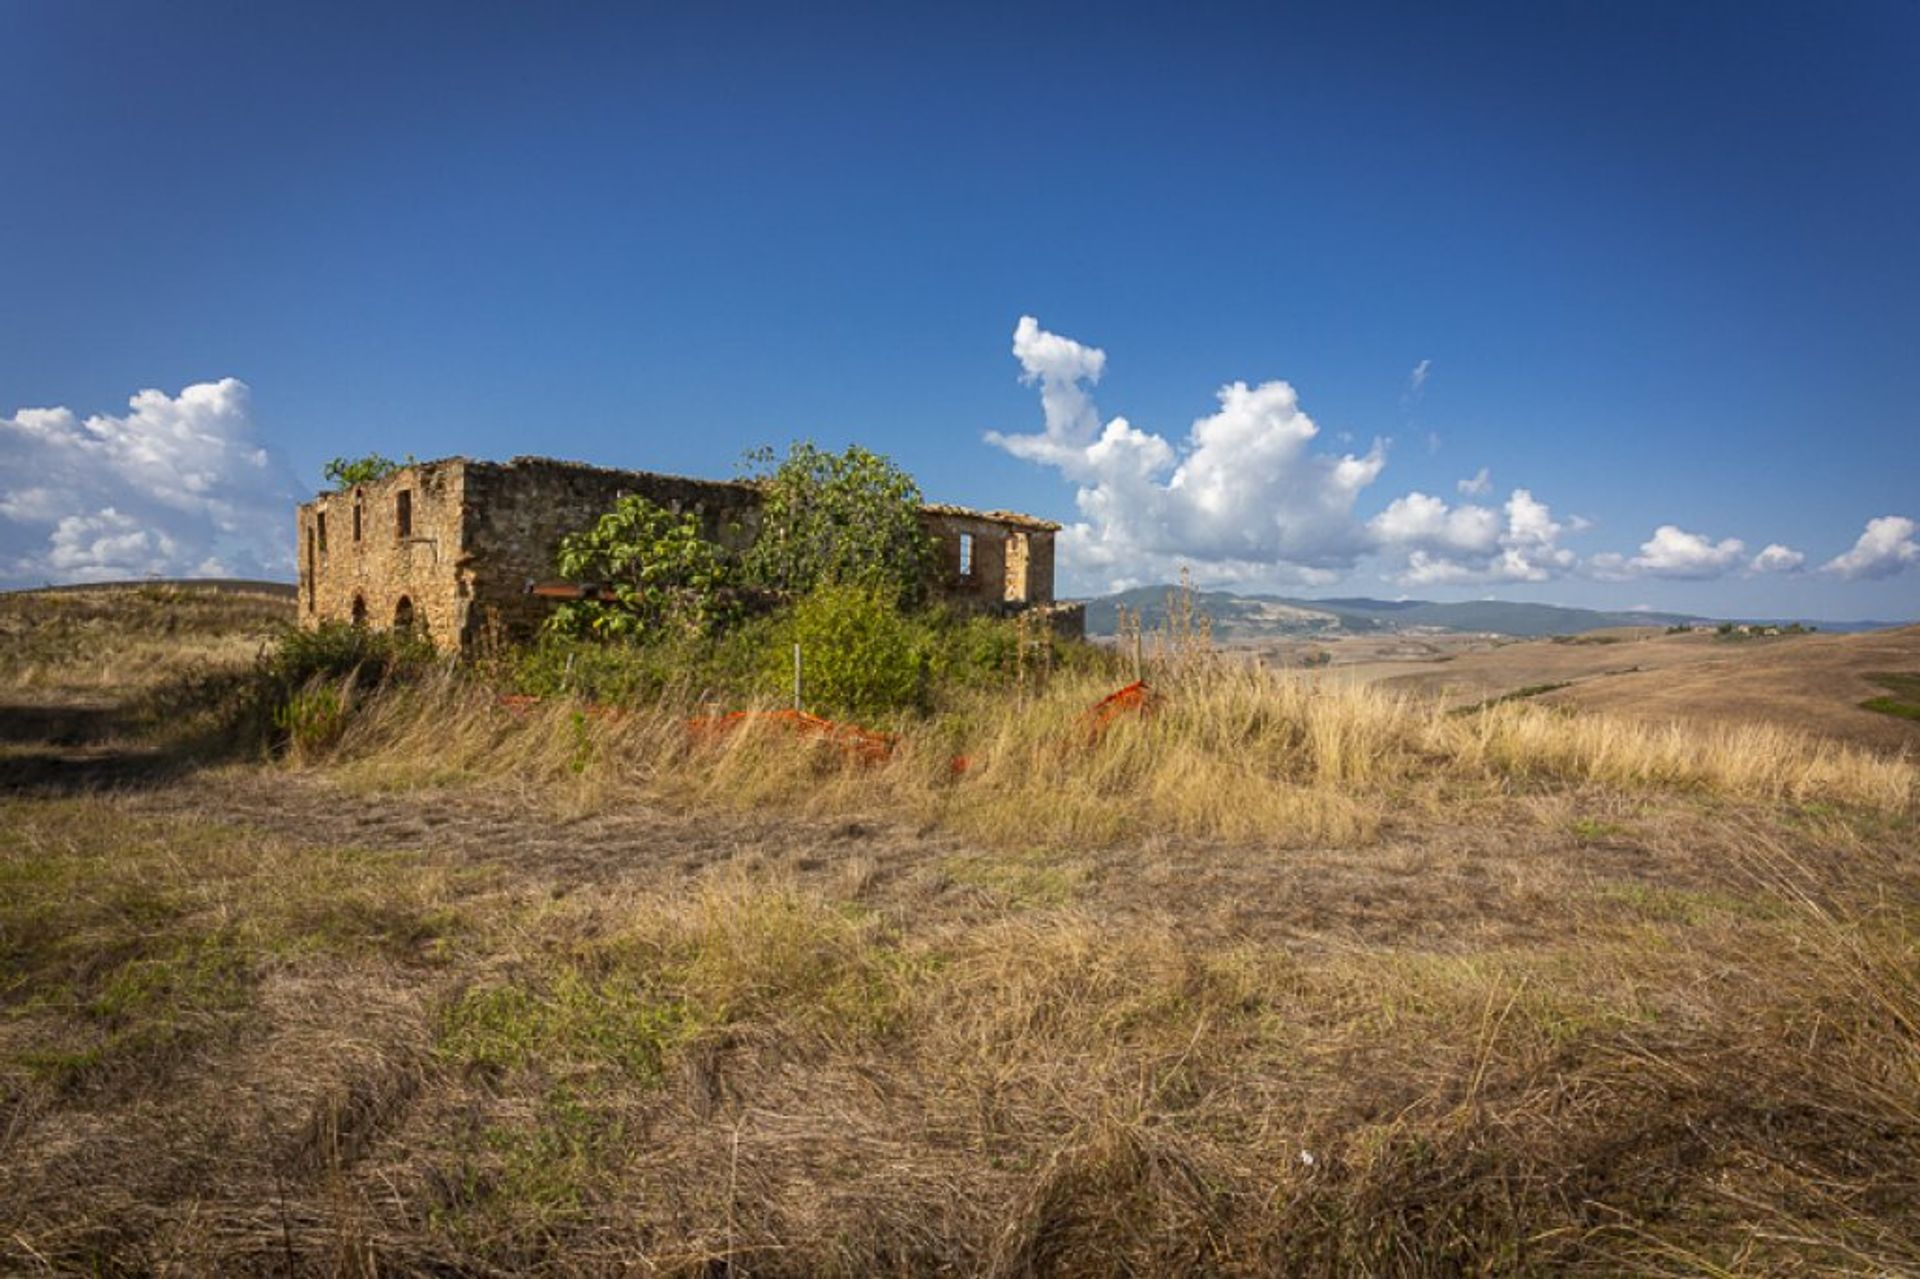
[295, 456, 1079, 650]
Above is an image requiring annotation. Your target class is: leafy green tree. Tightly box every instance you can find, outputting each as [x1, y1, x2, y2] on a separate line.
[740, 442, 935, 606]
[545, 495, 735, 640]
[322, 453, 409, 488]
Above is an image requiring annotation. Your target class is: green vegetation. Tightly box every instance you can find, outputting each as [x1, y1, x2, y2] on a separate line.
[321, 453, 410, 488]
[1861, 671, 1920, 721]
[545, 494, 738, 641]
[739, 440, 936, 606]
[1452, 680, 1572, 716]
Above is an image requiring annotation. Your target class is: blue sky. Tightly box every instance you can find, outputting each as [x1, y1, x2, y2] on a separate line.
[3, 0, 1916, 616]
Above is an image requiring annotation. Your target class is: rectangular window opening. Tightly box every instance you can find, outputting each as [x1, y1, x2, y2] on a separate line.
[316, 511, 328, 554]
[396, 489, 413, 539]
[352, 501, 363, 542]
[958, 532, 974, 578]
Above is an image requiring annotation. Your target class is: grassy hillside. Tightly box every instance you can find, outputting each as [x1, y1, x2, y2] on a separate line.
[2, 585, 1918, 1274]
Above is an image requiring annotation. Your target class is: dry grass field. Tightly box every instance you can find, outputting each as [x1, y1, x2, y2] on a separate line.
[3, 586, 1919, 1275]
[1291, 624, 1920, 755]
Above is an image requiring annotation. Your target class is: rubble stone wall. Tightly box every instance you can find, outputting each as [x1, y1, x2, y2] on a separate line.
[296, 459, 467, 648]
[297, 456, 1063, 652]
[455, 459, 762, 647]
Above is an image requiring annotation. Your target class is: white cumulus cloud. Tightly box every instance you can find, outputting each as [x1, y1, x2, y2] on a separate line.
[1381, 488, 1578, 585]
[1823, 516, 1919, 581]
[1750, 543, 1805, 574]
[1589, 525, 1746, 581]
[988, 318, 1387, 591]
[984, 318, 1903, 600]
[1, 379, 299, 586]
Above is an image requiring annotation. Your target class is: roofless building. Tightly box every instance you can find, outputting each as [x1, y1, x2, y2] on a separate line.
[294, 456, 1080, 650]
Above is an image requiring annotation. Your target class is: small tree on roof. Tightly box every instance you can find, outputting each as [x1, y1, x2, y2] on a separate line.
[322, 454, 410, 489]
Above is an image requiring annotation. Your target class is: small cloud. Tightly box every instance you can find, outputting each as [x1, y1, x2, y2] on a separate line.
[1750, 543, 1805, 574]
[1823, 515, 1919, 580]
[1409, 359, 1431, 393]
[1626, 525, 1747, 580]
[1425, 430, 1442, 455]
[1457, 467, 1491, 497]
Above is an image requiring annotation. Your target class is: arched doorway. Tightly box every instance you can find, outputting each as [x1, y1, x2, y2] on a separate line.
[393, 596, 415, 635]
[351, 594, 368, 628]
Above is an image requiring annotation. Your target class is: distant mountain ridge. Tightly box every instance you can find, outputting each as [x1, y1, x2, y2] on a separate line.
[1080, 586, 1899, 639]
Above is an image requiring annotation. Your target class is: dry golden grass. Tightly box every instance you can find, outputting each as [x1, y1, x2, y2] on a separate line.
[324, 655, 1914, 849]
[4, 792, 1917, 1275]
[5, 589, 1920, 1274]
[0, 583, 291, 693]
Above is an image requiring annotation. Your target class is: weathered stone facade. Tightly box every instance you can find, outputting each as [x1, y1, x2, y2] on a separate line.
[295, 456, 1081, 650]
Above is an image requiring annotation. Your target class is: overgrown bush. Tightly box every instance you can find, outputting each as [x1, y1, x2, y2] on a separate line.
[321, 453, 410, 488]
[248, 622, 436, 752]
[545, 495, 739, 641]
[266, 622, 436, 694]
[775, 585, 935, 720]
[514, 618, 778, 706]
[740, 442, 936, 606]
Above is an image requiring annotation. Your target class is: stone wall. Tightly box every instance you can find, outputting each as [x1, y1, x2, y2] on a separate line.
[297, 459, 468, 647]
[455, 459, 762, 646]
[922, 513, 1058, 609]
[297, 455, 1065, 651]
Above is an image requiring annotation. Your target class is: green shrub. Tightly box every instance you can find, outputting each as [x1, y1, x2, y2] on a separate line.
[546, 495, 738, 641]
[244, 623, 435, 752]
[273, 687, 348, 754]
[321, 453, 410, 488]
[268, 621, 435, 692]
[515, 614, 782, 706]
[776, 585, 934, 720]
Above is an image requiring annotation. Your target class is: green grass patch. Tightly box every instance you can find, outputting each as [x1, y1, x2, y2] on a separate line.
[1860, 672, 1920, 722]
[1453, 682, 1573, 716]
[437, 969, 691, 1086]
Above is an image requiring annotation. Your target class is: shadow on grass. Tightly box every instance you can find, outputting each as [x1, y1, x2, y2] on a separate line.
[0, 682, 259, 795]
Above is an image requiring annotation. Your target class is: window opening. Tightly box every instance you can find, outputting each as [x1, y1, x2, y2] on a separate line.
[394, 596, 415, 634]
[352, 495, 363, 542]
[958, 533, 974, 578]
[396, 490, 412, 539]
[350, 595, 368, 628]
[316, 511, 328, 554]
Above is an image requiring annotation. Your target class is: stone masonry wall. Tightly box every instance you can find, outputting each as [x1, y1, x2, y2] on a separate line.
[456, 459, 763, 647]
[298, 459, 467, 647]
[298, 455, 1064, 651]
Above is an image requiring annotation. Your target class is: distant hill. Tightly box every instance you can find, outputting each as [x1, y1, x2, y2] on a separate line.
[1079, 585, 1900, 639]
[0, 578, 297, 599]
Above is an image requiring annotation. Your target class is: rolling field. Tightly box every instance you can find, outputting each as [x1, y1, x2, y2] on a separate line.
[1289, 624, 1920, 755]
[2, 587, 1918, 1276]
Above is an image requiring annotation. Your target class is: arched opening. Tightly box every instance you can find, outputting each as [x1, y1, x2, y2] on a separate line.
[393, 596, 415, 634]
[351, 594, 368, 628]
